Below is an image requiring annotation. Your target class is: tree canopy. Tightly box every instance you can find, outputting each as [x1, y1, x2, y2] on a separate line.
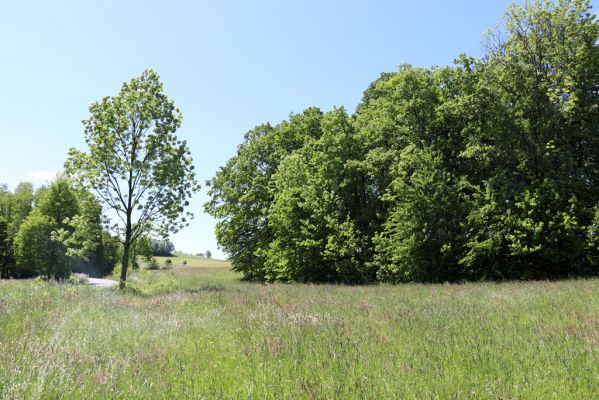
[6, 177, 120, 279]
[65, 69, 199, 286]
[206, 0, 599, 283]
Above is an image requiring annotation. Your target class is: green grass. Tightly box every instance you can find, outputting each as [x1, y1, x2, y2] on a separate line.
[112, 255, 237, 294]
[1, 263, 599, 399]
[148, 254, 232, 269]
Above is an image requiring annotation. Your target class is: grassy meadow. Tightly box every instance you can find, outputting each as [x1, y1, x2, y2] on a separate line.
[1, 256, 599, 399]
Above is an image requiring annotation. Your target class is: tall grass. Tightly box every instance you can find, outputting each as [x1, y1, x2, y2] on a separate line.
[1, 261, 598, 398]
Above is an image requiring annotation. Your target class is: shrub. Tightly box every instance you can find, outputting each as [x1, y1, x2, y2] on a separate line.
[147, 258, 160, 270]
[14, 210, 72, 279]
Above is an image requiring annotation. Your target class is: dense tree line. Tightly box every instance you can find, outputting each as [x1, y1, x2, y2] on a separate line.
[0, 182, 34, 278]
[206, 0, 599, 283]
[0, 178, 120, 279]
[150, 239, 176, 257]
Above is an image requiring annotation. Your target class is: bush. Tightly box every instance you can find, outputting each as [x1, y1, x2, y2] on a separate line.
[14, 210, 72, 279]
[164, 259, 173, 269]
[147, 258, 160, 270]
[182, 260, 187, 265]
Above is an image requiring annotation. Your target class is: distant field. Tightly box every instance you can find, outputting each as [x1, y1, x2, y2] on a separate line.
[116, 255, 237, 294]
[1, 264, 599, 398]
[149, 254, 231, 269]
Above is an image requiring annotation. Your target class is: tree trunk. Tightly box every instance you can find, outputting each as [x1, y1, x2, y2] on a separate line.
[119, 240, 130, 288]
[121, 145, 135, 288]
[119, 189, 133, 288]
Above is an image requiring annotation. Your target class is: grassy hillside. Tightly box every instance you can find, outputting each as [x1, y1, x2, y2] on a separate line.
[149, 254, 230, 269]
[120, 255, 236, 293]
[1, 264, 598, 398]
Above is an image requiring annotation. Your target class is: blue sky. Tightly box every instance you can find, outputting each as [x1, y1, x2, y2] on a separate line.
[2, 1, 594, 258]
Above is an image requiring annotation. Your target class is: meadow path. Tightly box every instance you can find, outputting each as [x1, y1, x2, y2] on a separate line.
[87, 277, 118, 288]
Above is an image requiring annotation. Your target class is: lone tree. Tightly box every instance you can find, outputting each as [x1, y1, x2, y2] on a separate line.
[66, 69, 199, 287]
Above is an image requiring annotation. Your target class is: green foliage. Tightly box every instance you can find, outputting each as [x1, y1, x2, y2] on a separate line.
[205, 110, 322, 280]
[12, 178, 83, 280]
[147, 257, 159, 270]
[460, 0, 599, 279]
[207, 0, 599, 283]
[8, 182, 33, 237]
[0, 216, 12, 278]
[150, 238, 175, 257]
[0, 186, 12, 278]
[37, 178, 80, 229]
[14, 209, 71, 279]
[374, 147, 472, 282]
[65, 69, 199, 286]
[84, 231, 121, 277]
[588, 205, 599, 266]
[1, 178, 121, 279]
[54, 185, 121, 277]
[0, 182, 35, 278]
[0, 182, 33, 278]
[264, 108, 367, 282]
[129, 236, 152, 270]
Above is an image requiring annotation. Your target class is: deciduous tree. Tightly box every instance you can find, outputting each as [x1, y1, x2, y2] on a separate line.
[65, 70, 199, 287]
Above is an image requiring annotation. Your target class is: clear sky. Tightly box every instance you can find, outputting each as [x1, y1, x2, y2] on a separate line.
[2, 1, 595, 258]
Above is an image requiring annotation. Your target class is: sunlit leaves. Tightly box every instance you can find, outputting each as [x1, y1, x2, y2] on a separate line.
[207, 0, 599, 283]
[65, 70, 200, 284]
